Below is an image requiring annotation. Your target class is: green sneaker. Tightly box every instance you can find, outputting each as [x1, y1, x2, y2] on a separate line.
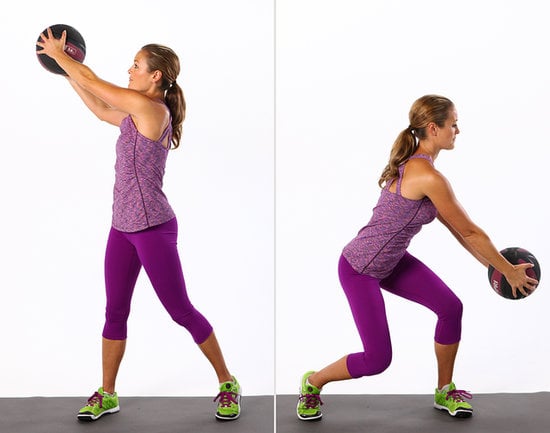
[297, 371, 323, 421]
[434, 382, 473, 418]
[213, 376, 241, 420]
[77, 387, 120, 421]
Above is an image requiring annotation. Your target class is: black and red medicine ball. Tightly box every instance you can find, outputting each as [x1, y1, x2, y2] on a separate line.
[36, 24, 86, 75]
[488, 247, 541, 300]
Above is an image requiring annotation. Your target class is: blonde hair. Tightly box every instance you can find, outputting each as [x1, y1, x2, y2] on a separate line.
[378, 95, 454, 187]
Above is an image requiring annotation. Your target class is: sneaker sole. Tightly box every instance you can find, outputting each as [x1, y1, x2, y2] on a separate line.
[434, 404, 473, 418]
[77, 406, 120, 422]
[296, 403, 322, 421]
[297, 412, 323, 421]
[215, 394, 241, 421]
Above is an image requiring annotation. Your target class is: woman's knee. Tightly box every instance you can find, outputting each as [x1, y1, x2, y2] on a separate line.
[435, 295, 463, 344]
[171, 308, 213, 344]
[441, 295, 463, 321]
[347, 349, 393, 378]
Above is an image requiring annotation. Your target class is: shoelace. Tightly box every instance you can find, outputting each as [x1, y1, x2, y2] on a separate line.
[446, 389, 472, 403]
[213, 391, 239, 408]
[298, 392, 323, 409]
[86, 391, 104, 408]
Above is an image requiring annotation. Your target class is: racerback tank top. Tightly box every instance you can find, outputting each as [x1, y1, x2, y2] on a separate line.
[342, 154, 438, 278]
[112, 115, 175, 232]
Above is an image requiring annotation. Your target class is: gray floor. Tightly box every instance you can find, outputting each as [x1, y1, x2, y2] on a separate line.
[1, 393, 549, 433]
[0, 395, 274, 433]
[277, 393, 550, 433]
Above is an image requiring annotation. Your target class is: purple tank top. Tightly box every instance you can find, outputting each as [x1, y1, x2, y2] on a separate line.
[112, 115, 175, 232]
[342, 154, 437, 278]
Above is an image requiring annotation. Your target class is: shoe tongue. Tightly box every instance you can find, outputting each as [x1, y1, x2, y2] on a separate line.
[225, 383, 232, 390]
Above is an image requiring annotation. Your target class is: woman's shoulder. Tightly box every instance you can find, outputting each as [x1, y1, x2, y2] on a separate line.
[405, 154, 435, 174]
[404, 155, 446, 188]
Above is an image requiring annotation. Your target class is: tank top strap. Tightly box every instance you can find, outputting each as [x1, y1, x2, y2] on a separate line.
[159, 120, 172, 142]
[394, 154, 433, 195]
[395, 164, 406, 195]
[408, 153, 433, 164]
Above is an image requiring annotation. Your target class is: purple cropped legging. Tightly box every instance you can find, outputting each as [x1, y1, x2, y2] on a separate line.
[102, 217, 213, 344]
[339, 253, 463, 378]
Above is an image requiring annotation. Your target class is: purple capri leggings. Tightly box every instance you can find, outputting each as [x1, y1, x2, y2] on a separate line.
[339, 252, 463, 378]
[102, 217, 213, 344]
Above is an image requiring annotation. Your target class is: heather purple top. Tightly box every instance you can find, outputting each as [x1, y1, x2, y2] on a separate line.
[342, 154, 438, 278]
[112, 115, 175, 232]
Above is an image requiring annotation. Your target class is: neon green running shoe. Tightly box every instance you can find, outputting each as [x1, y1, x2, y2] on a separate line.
[434, 382, 473, 418]
[297, 371, 323, 421]
[213, 376, 241, 420]
[77, 387, 120, 421]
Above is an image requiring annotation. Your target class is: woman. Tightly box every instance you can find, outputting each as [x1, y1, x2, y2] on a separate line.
[296, 94, 538, 421]
[37, 28, 241, 422]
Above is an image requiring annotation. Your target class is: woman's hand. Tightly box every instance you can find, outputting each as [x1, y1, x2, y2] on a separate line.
[36, 27, 67, 61]
[503, 263, 539, 298]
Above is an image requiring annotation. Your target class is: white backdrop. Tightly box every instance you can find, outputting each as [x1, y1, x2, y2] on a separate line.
[0, 0, 273, 397]
[276, 0, 550, 394]
[2, 0, 549, 400]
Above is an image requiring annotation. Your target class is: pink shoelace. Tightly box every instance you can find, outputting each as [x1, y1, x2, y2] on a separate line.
[213, 391, 239, 408]
[85, 391, 104, 408]
[298, 392, 323, 409]
[446, 389, 473, 403]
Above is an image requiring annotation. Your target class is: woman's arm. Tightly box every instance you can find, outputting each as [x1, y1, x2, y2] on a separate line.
[37, 28, 152, 120]
[436, 213, 489, 268]
[419, 166, 537, 297]
[66, 78, 127, 126]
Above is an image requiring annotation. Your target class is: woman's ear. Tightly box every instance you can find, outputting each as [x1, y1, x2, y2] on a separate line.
[152, 69, 163, 83]
[427, 122, 438, 137]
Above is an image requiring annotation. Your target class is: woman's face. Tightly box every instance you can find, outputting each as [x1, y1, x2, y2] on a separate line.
[436, 108, 460, 150]
[127, 50, 154, 91]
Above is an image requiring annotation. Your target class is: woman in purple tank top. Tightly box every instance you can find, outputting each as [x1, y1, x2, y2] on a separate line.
[37, 29, 241, 422]
[296, 95, 538, 421]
